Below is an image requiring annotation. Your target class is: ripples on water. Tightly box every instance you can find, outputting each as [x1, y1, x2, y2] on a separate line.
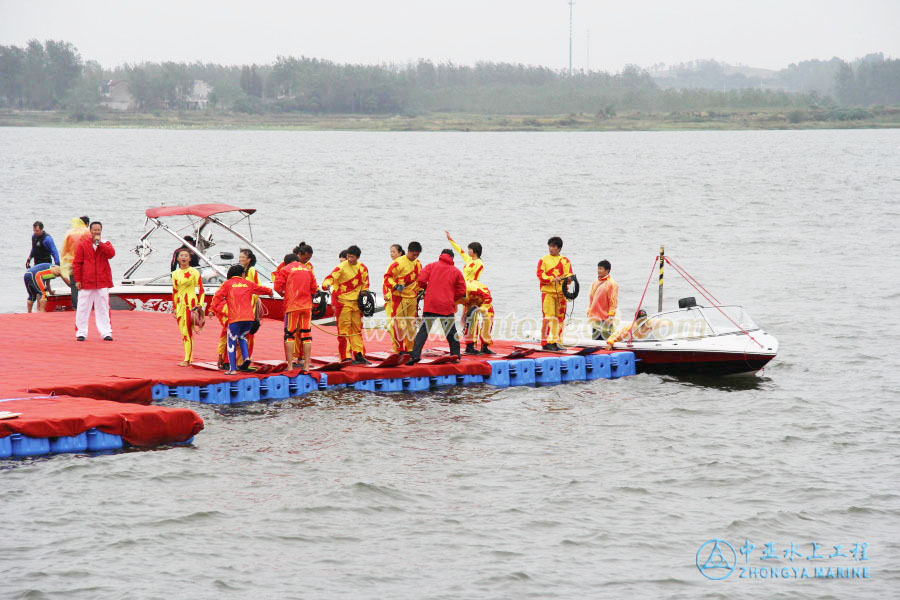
[2, 128, 899, 598]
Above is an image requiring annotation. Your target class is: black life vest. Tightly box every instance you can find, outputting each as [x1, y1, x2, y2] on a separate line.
[32, 232, 51, 264]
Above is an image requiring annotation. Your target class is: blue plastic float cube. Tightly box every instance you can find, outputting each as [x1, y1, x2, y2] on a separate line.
[201, 382, 230, 404]
[353, 379, 376, 391]
[50, 432, 88, 453]
[0, 435, 11, 458]
[175, 385, 200, 403]
[374, 378, 404, 392]
[534, 356, 562, 386]
[403, 376, 431, 391]
[430, 374, 457, 387]
[585, 354, 612, 380]
[260, 375, 290, 400]
[86, 428, 123, 451]
[230, 377, 260, 403]
[508, 359, 536, 386]
[10, 433, 50, 457]
[559, 355, 587, 381]
[459, 374, 484, 385]
[289, 374, 318, 395]
[610, 351, 636, 378]
[486, 361, 510, 387]
[152, 384, 171, 400]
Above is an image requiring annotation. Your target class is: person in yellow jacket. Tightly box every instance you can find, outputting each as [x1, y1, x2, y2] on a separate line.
[444, 231, 484, 281]
[60, 216, 91, 309]
[587, 259, 618, 340]
[606, 309, 656, 348]
[322, 244, 370, 364]
[172, 249, 206, 365]
[459, 279, 495, 354]
[383, 241, 422, 354]
[536, 236, 574, 351]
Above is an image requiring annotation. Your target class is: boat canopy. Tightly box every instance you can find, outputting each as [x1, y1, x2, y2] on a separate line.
[145, 204, 256, 219]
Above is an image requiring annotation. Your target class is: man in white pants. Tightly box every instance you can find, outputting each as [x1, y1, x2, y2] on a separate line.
[72, 221, 116, 341]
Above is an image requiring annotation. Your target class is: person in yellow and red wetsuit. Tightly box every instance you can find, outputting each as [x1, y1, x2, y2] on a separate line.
[172, 249, 206, 366]
[322, 245, 370, 364]
[210, 265, 273, 375]
[444, 231, 484, 282]
[460, 279, 495, 355]
[537, 236, 574, 351]
[328, 248, 348, 359]
[383, 241, 422, 355]
[587, 259, 618, 340]
[275, 252, 318, 372]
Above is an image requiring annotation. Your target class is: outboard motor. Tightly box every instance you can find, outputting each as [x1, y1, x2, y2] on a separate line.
[678, 296, 697, 309]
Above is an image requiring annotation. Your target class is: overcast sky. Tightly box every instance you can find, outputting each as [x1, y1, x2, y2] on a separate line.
[2, 0, 898, 72]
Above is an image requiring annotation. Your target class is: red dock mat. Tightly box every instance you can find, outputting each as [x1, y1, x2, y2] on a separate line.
[0, 396, 203, 446]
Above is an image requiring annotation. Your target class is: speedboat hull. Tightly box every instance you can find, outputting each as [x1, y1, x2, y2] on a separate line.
[612, 330, 779, 376]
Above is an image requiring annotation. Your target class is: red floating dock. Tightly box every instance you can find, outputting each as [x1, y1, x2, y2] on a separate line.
[1, 311, 630, 456]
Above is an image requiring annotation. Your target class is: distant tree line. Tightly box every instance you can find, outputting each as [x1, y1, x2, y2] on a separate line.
[1, 40, 899, 116]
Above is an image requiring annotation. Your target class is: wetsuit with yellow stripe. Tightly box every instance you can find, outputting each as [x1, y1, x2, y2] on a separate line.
[460, 280, 494, 346]
[383, 255, 422, 352]
[323, 261, 370, 359]
[537, 254, 573, 345]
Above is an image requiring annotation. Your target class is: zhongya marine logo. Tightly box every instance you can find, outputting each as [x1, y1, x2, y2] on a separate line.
[697, 539, 737, 580]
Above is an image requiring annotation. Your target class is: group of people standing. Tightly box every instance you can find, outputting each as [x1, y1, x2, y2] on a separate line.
[25, 218, 117, 342]
[24, 218, 623, 370]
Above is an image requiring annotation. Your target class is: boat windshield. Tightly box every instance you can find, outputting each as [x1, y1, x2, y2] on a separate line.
[636, 308, 712, 340]
[699, 305, 759, 334]
[624, 305, 759, 341]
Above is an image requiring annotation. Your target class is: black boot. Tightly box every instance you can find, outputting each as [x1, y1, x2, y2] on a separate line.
[353, 352, 370, 365]
[464, 342, 478, 354]
[480, 344, 495, 355]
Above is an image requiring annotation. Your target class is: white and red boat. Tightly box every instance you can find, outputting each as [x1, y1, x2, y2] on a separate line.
[45, 203, 367, 321]
[595, 300, 778, 376]
[574, 251, 778, 376]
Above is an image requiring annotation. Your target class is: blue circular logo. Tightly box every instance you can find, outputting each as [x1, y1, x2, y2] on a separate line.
[696, 539, 737, 580]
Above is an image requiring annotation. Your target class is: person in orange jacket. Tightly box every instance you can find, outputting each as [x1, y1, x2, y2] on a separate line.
[209, 265, 273, 374]
[383, 241, 422, 354]
[275, 252, 319, 372]
[322, 245, 370, 364]
[587, 259, 618, 340]
[460, 279, 495, 354]
[536, 236, 574, 351]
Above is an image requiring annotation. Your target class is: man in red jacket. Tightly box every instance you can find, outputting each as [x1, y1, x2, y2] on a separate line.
[408, 249, 467, 364]
[72, 221, 116, 341]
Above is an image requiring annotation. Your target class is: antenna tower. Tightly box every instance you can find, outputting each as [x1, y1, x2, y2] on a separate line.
[568, 0, 575, 76]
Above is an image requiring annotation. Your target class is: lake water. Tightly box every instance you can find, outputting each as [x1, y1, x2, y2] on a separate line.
[1, 127, 899, 598]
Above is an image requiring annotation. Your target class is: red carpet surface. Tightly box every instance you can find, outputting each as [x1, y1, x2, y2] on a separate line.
[0, 311, 562, 402]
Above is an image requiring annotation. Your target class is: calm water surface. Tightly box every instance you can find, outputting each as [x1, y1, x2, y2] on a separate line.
[1, 127, 899, 599]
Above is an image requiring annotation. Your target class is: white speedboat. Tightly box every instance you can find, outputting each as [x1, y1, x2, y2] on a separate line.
[46, 203, 382, 321]
[579, 298, 778, 376]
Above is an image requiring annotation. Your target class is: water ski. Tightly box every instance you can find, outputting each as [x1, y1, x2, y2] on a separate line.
[310, 357, 348, 372]
[365, 352, 410, 368]
[418, 354, 460, 365]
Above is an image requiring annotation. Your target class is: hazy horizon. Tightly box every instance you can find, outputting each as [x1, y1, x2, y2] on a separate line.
[1, 0, 898, 73]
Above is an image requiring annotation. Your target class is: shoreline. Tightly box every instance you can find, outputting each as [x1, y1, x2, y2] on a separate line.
[2, 108, 899, 132]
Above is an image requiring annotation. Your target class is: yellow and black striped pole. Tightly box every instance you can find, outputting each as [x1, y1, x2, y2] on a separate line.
[658, 245, 665, 313]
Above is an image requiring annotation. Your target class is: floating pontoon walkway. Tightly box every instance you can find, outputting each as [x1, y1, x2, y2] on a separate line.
[0, 312, 634, 457]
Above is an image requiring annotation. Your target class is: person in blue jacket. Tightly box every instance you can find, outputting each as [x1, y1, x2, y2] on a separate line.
[26, 221, 60, 268]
